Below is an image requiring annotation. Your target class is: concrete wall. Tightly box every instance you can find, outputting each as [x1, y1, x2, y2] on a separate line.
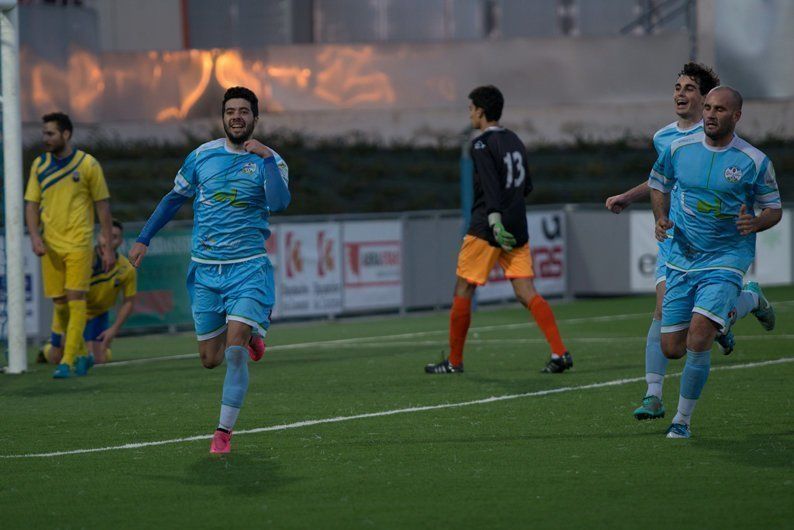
[17, 1, 794, 145]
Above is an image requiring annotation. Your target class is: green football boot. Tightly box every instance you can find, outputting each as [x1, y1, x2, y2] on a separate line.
[744, 281, 775, 331]
[633, 395, 665, 420]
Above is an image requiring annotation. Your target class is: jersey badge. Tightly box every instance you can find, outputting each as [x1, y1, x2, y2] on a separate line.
[724, 166, 742, 183]
[241, 162, 257, 175]
[71, 171, 80, 182]
[473, 140, 486, 150]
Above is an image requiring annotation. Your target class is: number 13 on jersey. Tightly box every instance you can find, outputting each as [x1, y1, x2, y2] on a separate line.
[503, 151, 525, 189]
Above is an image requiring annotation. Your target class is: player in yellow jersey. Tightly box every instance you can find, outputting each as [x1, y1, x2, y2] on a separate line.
[41, 220, 136, 365]
[24, 112, 115, 378]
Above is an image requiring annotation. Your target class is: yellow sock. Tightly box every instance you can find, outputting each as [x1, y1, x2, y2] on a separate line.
[62, 299, 87, 367]
[52, 302, 68, 336]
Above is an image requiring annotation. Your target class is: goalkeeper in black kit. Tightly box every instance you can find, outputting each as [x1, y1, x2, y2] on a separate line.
[425, 85, 572, 375]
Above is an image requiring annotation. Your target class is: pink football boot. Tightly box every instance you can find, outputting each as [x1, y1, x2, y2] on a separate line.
[247, 335, 266, 362]
[210, 429, 232, 454]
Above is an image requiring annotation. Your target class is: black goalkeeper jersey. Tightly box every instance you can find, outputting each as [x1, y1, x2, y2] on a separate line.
[467, 127, 533, 248]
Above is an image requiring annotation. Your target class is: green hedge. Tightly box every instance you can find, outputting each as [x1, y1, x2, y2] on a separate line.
[19, 134, 794, 221]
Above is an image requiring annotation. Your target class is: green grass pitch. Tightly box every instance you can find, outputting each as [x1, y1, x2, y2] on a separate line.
[1, 288, 792, 529]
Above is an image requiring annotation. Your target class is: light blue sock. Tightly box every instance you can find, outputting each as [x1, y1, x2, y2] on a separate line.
[673, 349, 711, 425]
[733, 290, 758, 321]
[645, 319, 667, 398]
[221, 345, 249, 409]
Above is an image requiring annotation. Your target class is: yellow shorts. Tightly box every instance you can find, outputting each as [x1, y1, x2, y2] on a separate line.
[41, 247, 94, 298]
[455, 235, 535, 286]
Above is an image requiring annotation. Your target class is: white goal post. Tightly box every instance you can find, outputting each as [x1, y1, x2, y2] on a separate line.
[2, 0, 27, 374]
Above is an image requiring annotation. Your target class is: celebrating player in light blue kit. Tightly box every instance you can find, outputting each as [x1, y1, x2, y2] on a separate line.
[606, 64, 770, 421]
[129, 87, 290, 454]
[649, 86, 782, 439]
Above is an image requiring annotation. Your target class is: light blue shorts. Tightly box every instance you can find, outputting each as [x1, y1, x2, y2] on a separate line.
[661, 267, 742, 334]
[186, 256, 275, 341]
[655, 235, 672, 285]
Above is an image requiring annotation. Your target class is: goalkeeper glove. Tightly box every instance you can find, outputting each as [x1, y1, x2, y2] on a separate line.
[489, 213, 516, 251]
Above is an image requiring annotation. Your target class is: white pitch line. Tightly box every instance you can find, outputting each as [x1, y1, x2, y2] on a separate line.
[4, 357, 792, 459]
[98, 311, 654, 368]
[96, 300, 794, 368]
[99, 330, 794, 368]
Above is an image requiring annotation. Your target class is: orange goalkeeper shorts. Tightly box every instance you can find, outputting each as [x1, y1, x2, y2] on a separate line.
[455, 235, 535, 286]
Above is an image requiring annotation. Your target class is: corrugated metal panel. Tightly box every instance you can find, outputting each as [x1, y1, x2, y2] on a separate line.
[188, 0, 292, 48]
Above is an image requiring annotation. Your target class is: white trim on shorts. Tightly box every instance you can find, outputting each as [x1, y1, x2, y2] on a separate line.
[196, 323, 227, 342]
[190, 253, 268, 265]
[227, 315, 265, 337]
[661, 322, 690, 334]
[693, 306, 727, 332]
[665, 262, 746, 277]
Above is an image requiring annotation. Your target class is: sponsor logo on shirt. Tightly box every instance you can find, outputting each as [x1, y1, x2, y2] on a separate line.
[724, 166, 742, 183]
[211, 189, 248, 208]
[473, 140, 486, 150]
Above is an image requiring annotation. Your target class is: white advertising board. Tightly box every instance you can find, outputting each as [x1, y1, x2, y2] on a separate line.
[0, 235, 42, 338]
[342, 220, 402, 310]
[629, 211, 660, 293]
[478, 210, 567, 302]
[277, 222, 343, 317]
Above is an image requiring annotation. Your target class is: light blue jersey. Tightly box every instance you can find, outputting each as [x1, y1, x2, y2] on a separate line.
[172, 138, 291, 264]
[653, 120, 703, 156]
[649, 132, 781, 275]
[651, 121, 703, 282]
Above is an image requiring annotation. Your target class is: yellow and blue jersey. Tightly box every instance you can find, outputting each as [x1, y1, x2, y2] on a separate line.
[86, 251, 137, 319]
[171, 139, 290, 263]
[24, 150, 110, 254]
[649, 132, 782, 275]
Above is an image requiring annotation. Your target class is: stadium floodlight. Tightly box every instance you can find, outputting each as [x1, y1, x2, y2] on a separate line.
[1, 1, 27, 374]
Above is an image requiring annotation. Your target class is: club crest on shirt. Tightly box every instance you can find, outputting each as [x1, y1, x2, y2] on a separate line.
[473, 140, 486, 150]
[71, 171, 80, 182]
[724, 166, 742, 183]
[241, 162, 257, 175]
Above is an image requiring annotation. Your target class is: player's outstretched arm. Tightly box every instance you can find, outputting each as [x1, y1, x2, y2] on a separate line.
[605, 182, 651, 214]
[130, 190, 188, 267]
[128, 243, 148, 268]
[736, 204, 783, 236]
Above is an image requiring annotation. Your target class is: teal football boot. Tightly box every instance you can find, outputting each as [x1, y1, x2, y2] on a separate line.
[75, 355, 93, 376]
[633, 395, 665, 420]
[52, 363, 72, 379]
